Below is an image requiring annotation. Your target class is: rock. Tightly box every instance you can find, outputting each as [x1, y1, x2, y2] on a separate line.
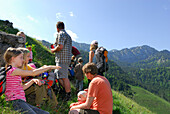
[0, 31, 25, 67]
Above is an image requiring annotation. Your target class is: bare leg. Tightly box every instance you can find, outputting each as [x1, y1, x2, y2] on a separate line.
[63, 78, 71, 93]
[59, 79, 64, 88]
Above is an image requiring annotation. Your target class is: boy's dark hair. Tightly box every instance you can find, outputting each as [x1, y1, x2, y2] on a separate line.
[82, 63, 98, 75]
[78, 57, 83, 62]
[56, 21, 65, 29]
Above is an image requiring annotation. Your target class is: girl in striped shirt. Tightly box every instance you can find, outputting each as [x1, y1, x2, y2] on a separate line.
[4, 47, 61, 114]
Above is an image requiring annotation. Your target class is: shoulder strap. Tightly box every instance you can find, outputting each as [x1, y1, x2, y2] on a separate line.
[6, 65, 12, 72]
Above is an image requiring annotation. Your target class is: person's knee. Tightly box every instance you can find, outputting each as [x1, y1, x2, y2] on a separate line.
[69, 110, 79, 114]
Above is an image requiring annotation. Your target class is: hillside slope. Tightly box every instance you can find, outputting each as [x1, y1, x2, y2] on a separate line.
[112, 89, 153, 114]
[0, 19, 167, 114]
[131, 86, 170, 114]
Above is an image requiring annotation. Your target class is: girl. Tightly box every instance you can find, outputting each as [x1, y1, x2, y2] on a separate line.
[17, 47, 35, 71]
[17, 47, 35, 82]
[4, 47, 61, 114]
[18, 47, 58, 109]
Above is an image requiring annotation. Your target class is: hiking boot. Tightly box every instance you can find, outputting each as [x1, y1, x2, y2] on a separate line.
[64, 92, 71, 101]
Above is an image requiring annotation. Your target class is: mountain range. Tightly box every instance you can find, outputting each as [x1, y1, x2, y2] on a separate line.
[41, 40, 170, 69]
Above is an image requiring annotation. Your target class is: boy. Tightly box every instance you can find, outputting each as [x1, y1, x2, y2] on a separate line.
[74, 57, 84, 92]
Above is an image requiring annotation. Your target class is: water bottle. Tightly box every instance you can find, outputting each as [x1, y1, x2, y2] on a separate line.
[51, 44, 55, 49]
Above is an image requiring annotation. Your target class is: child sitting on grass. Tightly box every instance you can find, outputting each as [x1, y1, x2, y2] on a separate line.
[69, 90, 93, 114]
[70, 91, 87, 108]
[4, 47, 61, 114]
[18, 47, 58, 110]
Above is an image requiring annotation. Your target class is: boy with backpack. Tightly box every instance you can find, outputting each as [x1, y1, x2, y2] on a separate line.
[74, 57, 84, 92]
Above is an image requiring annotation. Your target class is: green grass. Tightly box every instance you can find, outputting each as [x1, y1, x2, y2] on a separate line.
[0, 81, 154, 114]
[131, 86, 170, 114]
[112, 90, 153, 114]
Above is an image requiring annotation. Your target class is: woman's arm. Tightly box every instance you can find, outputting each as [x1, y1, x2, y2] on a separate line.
[11, 65, 61, 78]
[89, 51, 94, 63]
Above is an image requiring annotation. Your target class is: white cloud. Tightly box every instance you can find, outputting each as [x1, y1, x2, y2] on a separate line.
[66, 30, 78, 41]
[27, 15, 38, 23]
[53, 30, 78, 41]
[69, 12, 74, 17]
[56, 13, 62, 19]
[32, 35, 42, 40]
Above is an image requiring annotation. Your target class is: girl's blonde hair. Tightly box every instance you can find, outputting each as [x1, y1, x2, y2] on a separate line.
[4, 47, 23, 66]
[17, 47, 30, 68]
[16, 31, 25, 37]
[90, 44, 98, 51]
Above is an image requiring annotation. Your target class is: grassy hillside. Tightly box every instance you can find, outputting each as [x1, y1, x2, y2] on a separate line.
[112, 90, 153, 114]
[0, 19, 158, 114]
[26, 36, 55, 67]
[131, 86, 170, 114]
[0, 85, 153, 114]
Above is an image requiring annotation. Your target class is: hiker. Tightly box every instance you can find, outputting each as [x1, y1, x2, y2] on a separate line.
[87, 40, 99, 86]
[70, 91, 87, 108]
[70, 55, 76, 68]
[68, 56, 76, 78]
[18, 47, 58, 109]
[39, 70, 58, 110]
[68, 59, 75, 80]
[51, 21, 72, 101]
[89, 40, 109, 76]
[4, 47, 61, 114]
[70, 90, 93, 108]
[74, 57, 84, 92]
[69, 63, 113, 114]
[26, 46, 33, 63]
[16, 31, 26, 46]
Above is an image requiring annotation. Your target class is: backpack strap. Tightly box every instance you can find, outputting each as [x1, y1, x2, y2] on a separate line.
[6, 65, 12, 73]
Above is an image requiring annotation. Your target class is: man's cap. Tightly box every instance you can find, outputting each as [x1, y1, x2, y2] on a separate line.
[91, 40, 98, 45]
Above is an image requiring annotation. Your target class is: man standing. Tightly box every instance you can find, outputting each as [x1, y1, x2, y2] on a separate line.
[51, 21, 72, 101]
[69, 63, 113, 114]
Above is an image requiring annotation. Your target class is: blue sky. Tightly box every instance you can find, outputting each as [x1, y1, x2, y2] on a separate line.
[0, 0, 169, 51]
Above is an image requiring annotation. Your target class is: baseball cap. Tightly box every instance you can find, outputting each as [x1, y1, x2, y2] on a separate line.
[91, 40, 98, 45]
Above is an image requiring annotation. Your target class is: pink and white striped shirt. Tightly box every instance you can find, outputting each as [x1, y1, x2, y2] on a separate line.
[5, 67, 26, 101]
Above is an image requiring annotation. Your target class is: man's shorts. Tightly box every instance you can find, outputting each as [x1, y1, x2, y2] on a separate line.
[55, 62, 69, 79]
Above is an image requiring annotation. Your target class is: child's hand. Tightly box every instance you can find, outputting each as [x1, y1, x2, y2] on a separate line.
[51, 49, 55, 53]
[50, 65, 61, 70]
[32, 79, 43, 86]
[42, 65, 47, 68]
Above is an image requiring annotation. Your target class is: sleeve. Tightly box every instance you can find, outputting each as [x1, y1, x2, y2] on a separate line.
[7, 67, 16, 76]
[27, 64, 34, 70]
[58, 33, 66, 45]
[88, 79, 99, 97]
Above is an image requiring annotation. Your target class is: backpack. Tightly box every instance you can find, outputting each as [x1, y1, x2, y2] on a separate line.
[95, 47, 109, 73]
[0, 65, 12, 96]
